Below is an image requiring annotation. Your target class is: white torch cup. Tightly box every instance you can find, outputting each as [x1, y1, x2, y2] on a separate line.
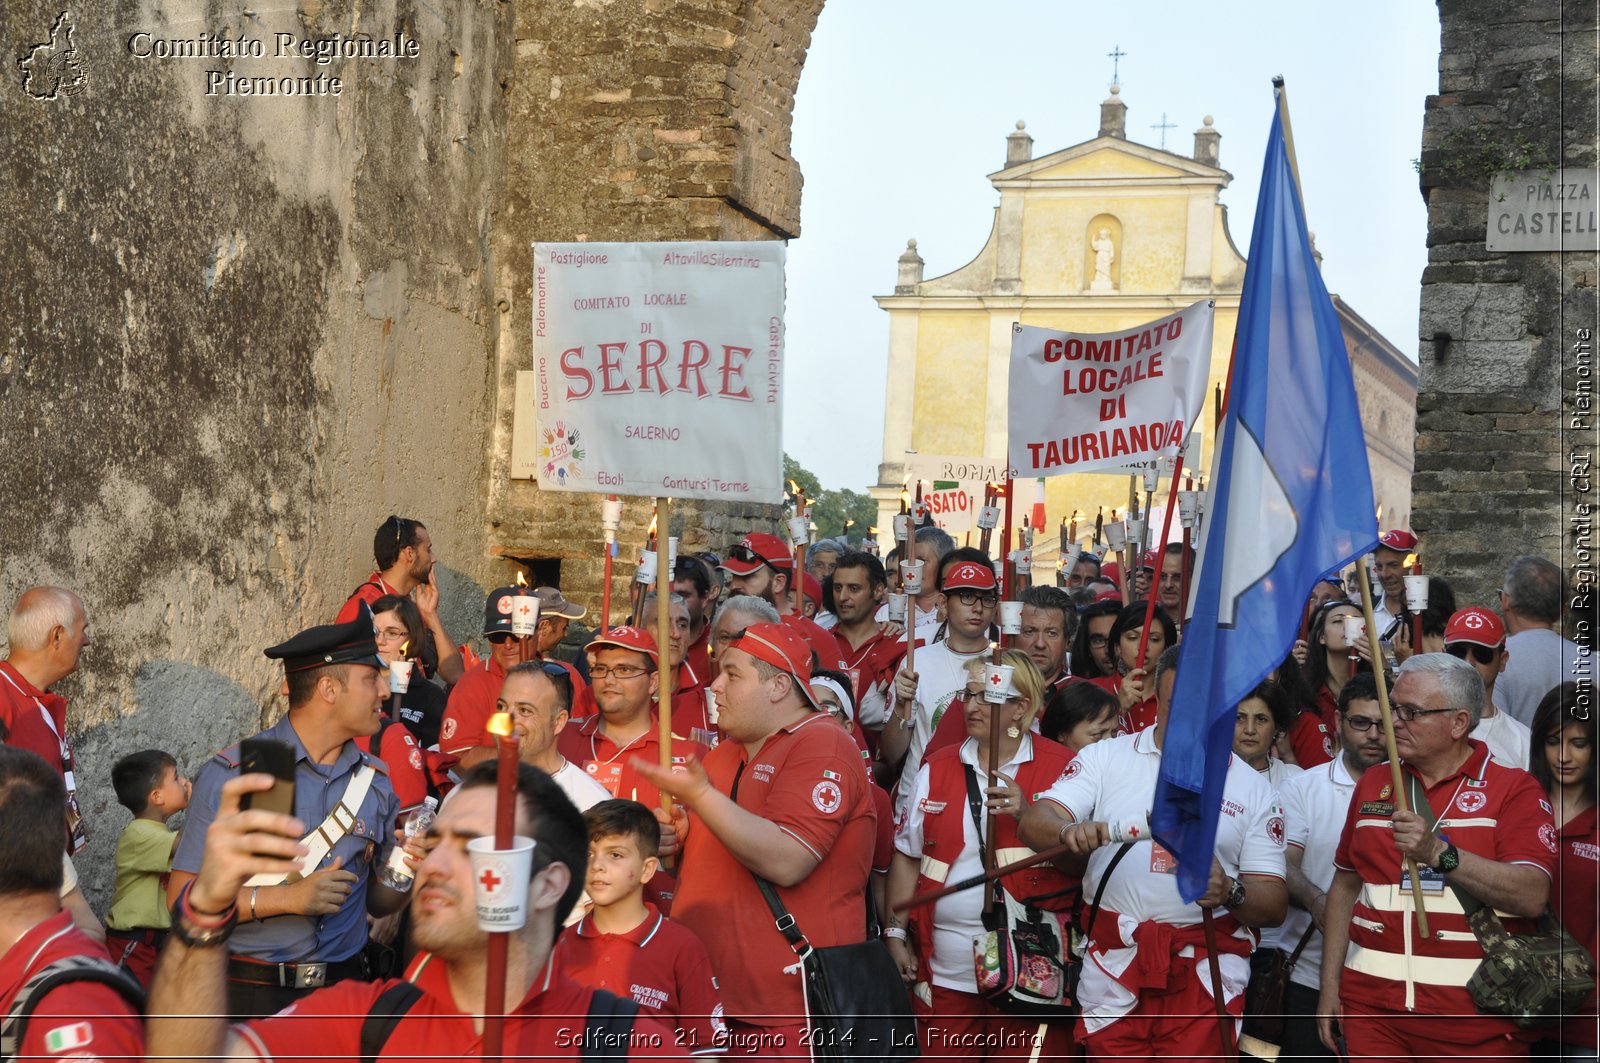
[886, 593, 908, 623]
[1177, 492, 1198, 527]
[387, 660, 413, 695]
[601, 498, 623, 532]
[982, 664, 1016, 705]
[635, 551, 658, 585]
[900, 559, 925, 595]
[1105, 520, 1127, 551]
[1344, 616, 1367, 646]
[977, 505, 1000, 530]
[510, 595, 540, 637]
[787, 518, 809, 546]
[1404, 574, 1430, 611]
[999, 601, 1023, 635]
[467, 836, 536, 932]
[893, 514, 912, 541]
[667, 537, 679, 573]
[1126, 517, 1146, 546]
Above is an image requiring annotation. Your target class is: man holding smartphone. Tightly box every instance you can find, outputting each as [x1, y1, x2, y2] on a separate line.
[169, 608, 412, 1018]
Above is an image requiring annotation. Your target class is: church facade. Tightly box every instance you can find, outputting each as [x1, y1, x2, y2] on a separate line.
[870, 89, 1416, 568]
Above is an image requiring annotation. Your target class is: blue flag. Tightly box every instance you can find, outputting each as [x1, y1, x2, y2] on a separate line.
[1151, 107, 1379, 903]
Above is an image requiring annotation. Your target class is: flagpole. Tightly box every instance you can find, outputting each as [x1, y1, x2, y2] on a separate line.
[1272, 77, 1306, 215]
[654, 498, 675, 819]
[1355, 553, 1431, 937]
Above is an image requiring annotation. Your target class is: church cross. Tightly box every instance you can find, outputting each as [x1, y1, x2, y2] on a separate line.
[1107, 45, 1126, 86]
[1151, 112, 1177, 150]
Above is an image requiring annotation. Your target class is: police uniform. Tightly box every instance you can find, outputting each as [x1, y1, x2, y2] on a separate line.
[172, 611, 401, 1019]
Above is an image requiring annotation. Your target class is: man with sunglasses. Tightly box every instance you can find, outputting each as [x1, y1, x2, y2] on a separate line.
[558, 626, 707, 811]
[1276, 672, 1390, 1060]
[440, 587, 546, 768]
[1317, 654, 1555, 1060]
[719, 534, 795, 609]
[1445, 607, 1529, 769]
[502, 660, 610, 813]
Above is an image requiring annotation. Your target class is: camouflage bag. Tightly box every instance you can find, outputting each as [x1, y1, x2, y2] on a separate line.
[1463, 904, 1595, 1027]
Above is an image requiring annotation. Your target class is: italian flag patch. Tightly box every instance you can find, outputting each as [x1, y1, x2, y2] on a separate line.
[821, 769, 841, 781]
[43, 1022, 92, 1053]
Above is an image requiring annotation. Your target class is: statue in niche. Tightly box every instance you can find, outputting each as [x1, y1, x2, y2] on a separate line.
[1090, 227, 1117, 291]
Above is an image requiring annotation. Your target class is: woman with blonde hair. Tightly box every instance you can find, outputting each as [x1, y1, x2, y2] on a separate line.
[884, 651, 1078, 1059]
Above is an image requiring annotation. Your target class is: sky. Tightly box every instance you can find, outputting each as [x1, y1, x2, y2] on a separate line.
[782, 1, 1442, 493]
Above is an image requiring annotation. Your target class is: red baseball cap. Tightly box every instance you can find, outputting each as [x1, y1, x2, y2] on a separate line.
[1099, 560, 1123, 589]
[1139, 549, 1159, 571]
[941, 560, 998, 592]
[720, 533, 794, 577]
[586, 625, 659, 661]
[782, 614, 848, 671]
[729, 622, 822, 710]
[1377, 529, 1418, 553]
[1093, 587, 1125, 605]
[801, 572, 824, 607]
[1444, 607, 1505, 649]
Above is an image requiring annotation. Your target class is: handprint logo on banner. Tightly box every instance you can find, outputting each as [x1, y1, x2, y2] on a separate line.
[540, 421, 585, 484]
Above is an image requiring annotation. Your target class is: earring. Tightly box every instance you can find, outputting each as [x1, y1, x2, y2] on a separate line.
[1006, 722, 1021, 739]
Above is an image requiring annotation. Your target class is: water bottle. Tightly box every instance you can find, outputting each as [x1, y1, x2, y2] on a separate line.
[377, 796, 438, 890]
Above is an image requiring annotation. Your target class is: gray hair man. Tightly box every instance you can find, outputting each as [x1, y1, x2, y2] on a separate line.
[1495, 556, 1582, 726]
[1316, 653, 1555, 1059]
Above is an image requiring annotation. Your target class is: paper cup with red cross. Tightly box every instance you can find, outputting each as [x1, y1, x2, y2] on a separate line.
[982, 663, 1016, 705]
[388, 660, 413, 694]
[998, 601, 1023, 634]
[509, 595, 541, 637]
[635, 550, 658, 585]
[467, 835, 537, 932]
[1404, 574, 1430, 611]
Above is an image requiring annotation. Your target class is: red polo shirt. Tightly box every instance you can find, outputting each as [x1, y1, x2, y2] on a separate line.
[440, 658, 508, 755]
[355, 719, 430, 810]
[558, 713, 708, 809]
[1333, 740, 1554, 1033]
[832, 627, 905, 705]
[556, 904, 727, 1054]
[671, 713, 876, 1026]
[0, 911, 141, 1059]
[335, 572, 398, 624]
[1288, 687, 1338, 768]
[1552, 802, 1600, 1047]
[0, 661, 85, 852]
[235, 950, 688, 1059]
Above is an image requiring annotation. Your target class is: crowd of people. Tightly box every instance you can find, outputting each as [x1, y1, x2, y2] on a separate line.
[0, 516, 1594, 1061]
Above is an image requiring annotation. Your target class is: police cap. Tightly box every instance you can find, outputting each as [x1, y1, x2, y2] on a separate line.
[265, 604, 386, 673]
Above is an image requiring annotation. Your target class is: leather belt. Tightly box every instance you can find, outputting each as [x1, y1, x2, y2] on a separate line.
[227, 954, 367, 990]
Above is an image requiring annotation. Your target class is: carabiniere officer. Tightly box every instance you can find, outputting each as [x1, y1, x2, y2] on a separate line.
[169, 606, 410, 1018]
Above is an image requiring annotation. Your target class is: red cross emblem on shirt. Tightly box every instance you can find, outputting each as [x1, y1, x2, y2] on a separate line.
[479, 869, 502, 893]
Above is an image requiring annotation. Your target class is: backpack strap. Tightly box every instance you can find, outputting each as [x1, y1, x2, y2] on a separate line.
[359, 979, 424, 1063]
[1, 955, 144, 1059]
[581, 989, 640, 1062]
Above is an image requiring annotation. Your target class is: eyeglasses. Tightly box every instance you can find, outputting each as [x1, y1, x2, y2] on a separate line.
[1342, 714, 1383, 733]
[1390, 702, 1458, 723]
[1088, 635, 1108, 647]
[590, 663, 649, 680]
[950, 591, 999, 607]
[1446, 643, 1497, 666]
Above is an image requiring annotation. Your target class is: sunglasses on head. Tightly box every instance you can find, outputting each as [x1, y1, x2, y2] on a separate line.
[727, 544, 774, 568]
[1446, 642, 1497, 665]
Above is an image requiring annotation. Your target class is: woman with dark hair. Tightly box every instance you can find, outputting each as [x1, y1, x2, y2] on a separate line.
[1231, 679, 1303, 789]
[1092, 601, 1175, 734]
[1068, 599, 1123, 680]
[1293, 599, 1365, 768]
[370, 593, 449, 750]
[1529, 682, 1599, 1060]
[1039, 681, 1119, 753]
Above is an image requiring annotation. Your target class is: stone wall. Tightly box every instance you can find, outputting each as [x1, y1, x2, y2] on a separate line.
[0, 0, 822, 902]
[1414, 0, 1597, 615]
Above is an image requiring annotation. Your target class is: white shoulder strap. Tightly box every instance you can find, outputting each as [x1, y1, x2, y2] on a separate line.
[245, 764, 378, 887]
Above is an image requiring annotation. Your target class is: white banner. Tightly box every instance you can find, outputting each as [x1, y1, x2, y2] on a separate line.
[903, 452, 1011, 484]
[1008, 300, 1213, 477]
[530, 241, 786, 503]
[923, 481, 984, 534]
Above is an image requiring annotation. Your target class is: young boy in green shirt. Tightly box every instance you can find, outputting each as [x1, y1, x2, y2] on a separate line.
[106, 749, 190, 987]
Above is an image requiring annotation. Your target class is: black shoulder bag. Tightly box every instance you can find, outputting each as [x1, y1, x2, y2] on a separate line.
[735, 762, 919, 1061]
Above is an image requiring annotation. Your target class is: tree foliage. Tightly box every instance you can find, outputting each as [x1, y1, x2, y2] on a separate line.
[784, 453, 878, 545]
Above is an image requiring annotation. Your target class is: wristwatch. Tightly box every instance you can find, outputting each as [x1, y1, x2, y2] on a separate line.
[1224, 877, 1248, 909]
[1434, 840, 1460, 874]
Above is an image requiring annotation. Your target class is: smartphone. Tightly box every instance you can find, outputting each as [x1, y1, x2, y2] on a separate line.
[239, 738, 296, 817]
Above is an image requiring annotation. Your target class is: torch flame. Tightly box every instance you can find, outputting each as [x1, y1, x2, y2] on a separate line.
[647, 512, 658, 538]
[399, 640, 409, 659]
[486, 712, 514, 739]
[514, 570, 529, 588]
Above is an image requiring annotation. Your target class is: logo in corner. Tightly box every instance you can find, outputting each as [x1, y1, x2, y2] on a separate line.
[19, 12, 88, 101]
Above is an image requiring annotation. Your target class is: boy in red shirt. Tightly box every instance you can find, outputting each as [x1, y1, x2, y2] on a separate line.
[558, 799, 727, 1055]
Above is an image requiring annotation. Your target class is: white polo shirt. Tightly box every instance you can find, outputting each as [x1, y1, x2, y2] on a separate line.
[1471, 707, 1531, 770]
[1278, 754, 1361, 989]
[1035, 728, 1286, 1031]
[888, 639, 989, 816]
